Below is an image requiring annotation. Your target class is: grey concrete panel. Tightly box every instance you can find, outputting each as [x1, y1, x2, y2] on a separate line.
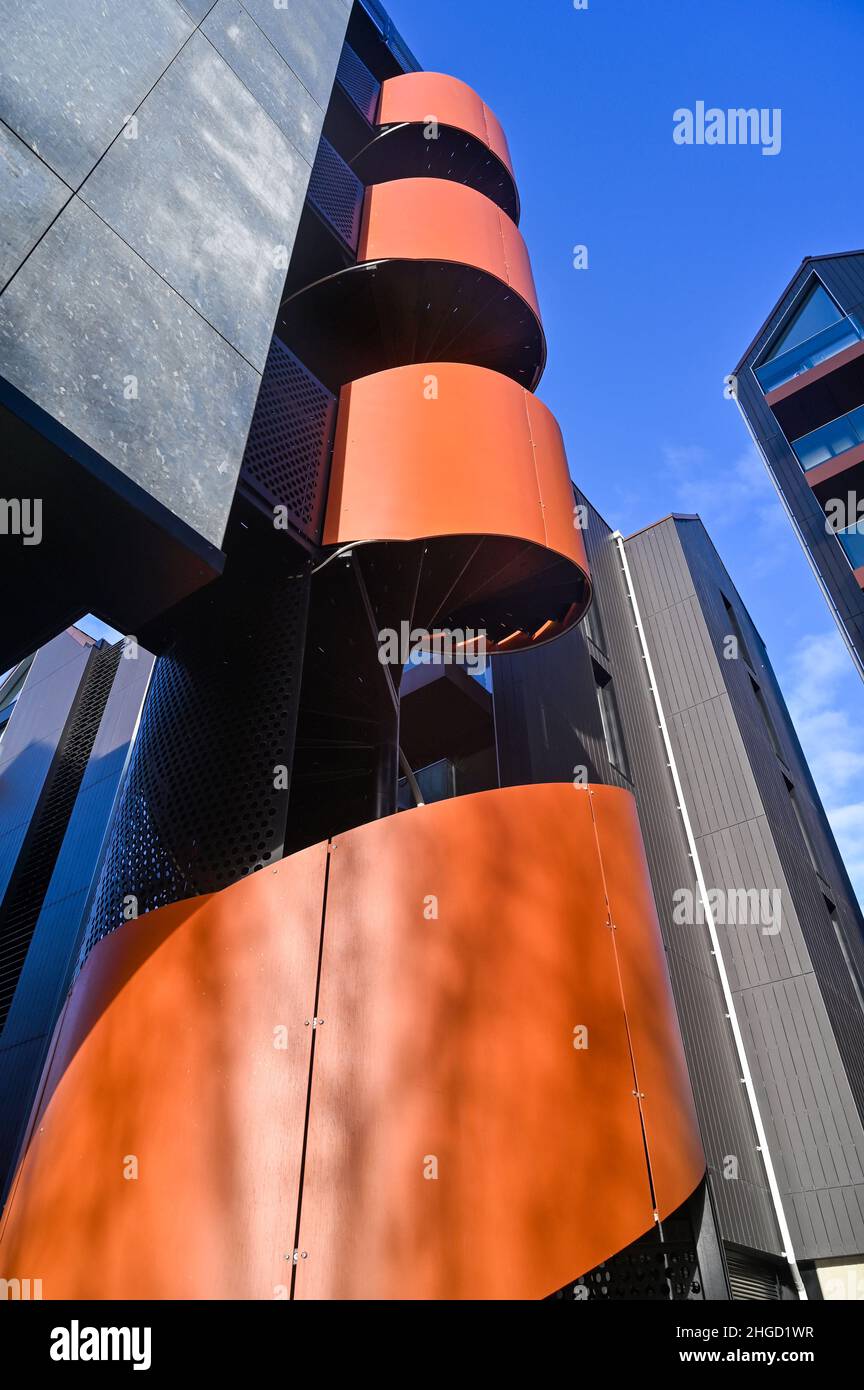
[0, 0, 193, 186]
[80, 32, 311, 370]
[0, 124, 69, 290]
[0, 197, 260, 547]
[202, 0, 322, 163]
[239, 0, 349, 110]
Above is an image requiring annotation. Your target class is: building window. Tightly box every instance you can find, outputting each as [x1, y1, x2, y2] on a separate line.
[592, 659, 629, 778]
[826, 895, 864, 1014]
[749, 675, 783, 759]
[754, 281, 863, 393]
[784, 774, 820, 873]
[721, 592, 754, 669]
[582, 594, 607, 654]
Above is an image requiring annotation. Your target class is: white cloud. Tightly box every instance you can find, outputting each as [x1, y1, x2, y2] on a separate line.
[781, 629, 864, 902]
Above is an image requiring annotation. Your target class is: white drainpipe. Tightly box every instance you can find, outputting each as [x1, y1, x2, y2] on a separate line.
[613, 530, 807, 1300]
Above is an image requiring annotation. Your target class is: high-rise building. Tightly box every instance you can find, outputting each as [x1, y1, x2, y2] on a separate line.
[1, 2, 863, 1302]
[733, 253, 864, 679]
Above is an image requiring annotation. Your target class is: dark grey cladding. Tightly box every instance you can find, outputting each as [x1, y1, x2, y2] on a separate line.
[0, 0, 349, 574]
[202, 0, 322, 164]
[0, 125, 69, 291]
[0, 197, 260, 547]
[0, 0, 194, 187]
[239, 0, 352, 110]
[79, 30, 313, 371]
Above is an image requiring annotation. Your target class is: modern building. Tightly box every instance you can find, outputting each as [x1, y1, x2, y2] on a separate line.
[1, 1, 863, 1302]
[733, 253, 864, 679]
[0, 631, 153, 1205]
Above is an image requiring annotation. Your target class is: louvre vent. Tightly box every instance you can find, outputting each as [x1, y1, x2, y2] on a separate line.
[335, 43, 380, 122]
[306, 136, 364, 253]
[0, 642, 121, 1034]
[239, 337, 336, 545]
[725, 1248, 783, 1300]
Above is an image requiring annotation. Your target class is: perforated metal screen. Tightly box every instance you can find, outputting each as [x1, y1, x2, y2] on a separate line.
[306, 136, 364, 254]
[79, 552, 310, 968]
[238, 336, 336, 546]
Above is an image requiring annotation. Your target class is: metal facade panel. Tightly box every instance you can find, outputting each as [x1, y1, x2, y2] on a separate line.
[295, 783, 702, 1300]
[0, 198, 260, 548]
[0, 845, 326, 1298]
[202, 0, 322, 163]
[79, 32, 313, 372]
[0, 0, 193, 186]
[239, 0, 351, 110]
[0, 124, 69, 291]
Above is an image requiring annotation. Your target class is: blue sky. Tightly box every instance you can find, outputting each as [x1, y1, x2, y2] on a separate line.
[387, 0, 864, 897]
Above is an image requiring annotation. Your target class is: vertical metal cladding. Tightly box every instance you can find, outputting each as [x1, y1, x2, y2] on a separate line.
[0, 785, 703, 1299]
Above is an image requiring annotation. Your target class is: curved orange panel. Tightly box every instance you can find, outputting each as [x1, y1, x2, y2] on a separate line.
[295, 784, 704, 1299]
[359, 178, 539, 317]
[323, 361, 590, 649]
[0, 845, 327, 1300]
[377, 71, 514, 175]
[0, 785, 703, 1301]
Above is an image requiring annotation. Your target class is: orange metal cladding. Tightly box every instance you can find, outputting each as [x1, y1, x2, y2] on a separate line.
[0, 844, 326, 1300]
[295, 783, 705, 1300]
[323, 360, 589, 643]
[377, 71, 514, 175]
[358, 177, 539, 317]
[0, 786, 703, 1300]
[588, 788, 705, 1220]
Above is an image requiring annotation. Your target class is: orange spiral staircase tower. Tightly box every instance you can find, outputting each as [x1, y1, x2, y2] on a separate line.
[0, 71, 704, 1300]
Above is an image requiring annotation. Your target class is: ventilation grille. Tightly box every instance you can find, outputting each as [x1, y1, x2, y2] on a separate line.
[306, 136, 364, 253]
[0, 642, 121, 1034]
[78, 561, 309, 969]
[239, 337, 336, 545]
[335, 42, 380, 122]
[725, 1248, 783, 1300]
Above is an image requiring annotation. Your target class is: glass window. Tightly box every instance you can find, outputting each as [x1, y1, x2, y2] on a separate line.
[722, 593, 754, 669]
[791, 403, 864, 470]
[592, 659, 630, 778]
[827, 896, 864, 1014]
[750, 675, 783, 759]
[582, 595, 607, 653]
[784, 774, 819, 872]
[754, 283, 862, 393]
[763, 283, 842, 363]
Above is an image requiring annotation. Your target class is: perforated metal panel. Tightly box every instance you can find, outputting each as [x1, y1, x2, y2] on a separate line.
[0, 642, 121, 1032]
[79, 547, 310, 967]
[549, 1201, 705, 1301]
[238, 336, 336, 545]
[306, 136, 364, 254]
[335, 42, 380, 122]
